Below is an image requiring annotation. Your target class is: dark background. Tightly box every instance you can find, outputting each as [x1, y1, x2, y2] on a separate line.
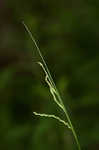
[0, 0, 99, 150]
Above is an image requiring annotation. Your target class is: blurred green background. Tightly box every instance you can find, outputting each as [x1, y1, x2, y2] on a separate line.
[0, 0, 99, 150]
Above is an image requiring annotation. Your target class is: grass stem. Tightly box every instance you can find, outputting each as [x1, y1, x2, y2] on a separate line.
[22, 21, 81, 150]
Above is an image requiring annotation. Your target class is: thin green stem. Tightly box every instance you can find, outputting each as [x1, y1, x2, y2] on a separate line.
[22, 22, 81, 150]
[22, 21, 56, 89]
[56, 92, 81, 150]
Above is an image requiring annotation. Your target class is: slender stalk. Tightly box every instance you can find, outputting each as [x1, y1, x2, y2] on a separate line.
[22, 21, 81, 150]
[56, 92, 81, 150]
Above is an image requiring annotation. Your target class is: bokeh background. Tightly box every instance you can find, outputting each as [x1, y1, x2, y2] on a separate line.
[0, 0, 99, 150]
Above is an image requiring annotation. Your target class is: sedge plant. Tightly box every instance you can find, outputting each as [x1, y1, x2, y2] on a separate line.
[23, 22, 81, 150]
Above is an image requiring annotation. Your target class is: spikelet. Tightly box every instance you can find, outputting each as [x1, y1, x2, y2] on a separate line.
[33, 112, 71, 129]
